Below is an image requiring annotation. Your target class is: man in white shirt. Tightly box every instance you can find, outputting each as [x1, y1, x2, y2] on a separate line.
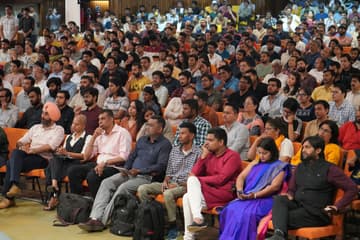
[0, 5, 18, 42]
[309, 57, 326, 84]
[263, 59, 288, 88]
[207, 41, 222, 68]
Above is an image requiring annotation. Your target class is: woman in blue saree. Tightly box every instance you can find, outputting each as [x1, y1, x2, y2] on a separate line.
[219, 137, 290, 240]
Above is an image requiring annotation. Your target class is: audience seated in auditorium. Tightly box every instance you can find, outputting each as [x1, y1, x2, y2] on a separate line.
[0, 102, 64, 209]
[78, 116, 171, 232]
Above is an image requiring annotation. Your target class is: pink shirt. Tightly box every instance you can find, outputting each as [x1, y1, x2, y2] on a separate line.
[19, 123, 64, 160]
[92, 124, 132, 164]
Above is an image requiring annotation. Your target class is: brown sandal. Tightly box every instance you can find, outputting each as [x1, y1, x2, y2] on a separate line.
[43, 196, 59, 211]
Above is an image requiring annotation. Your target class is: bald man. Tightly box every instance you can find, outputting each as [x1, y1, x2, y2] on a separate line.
[44, 114, 92, 210]
[0, 102, 64, 209]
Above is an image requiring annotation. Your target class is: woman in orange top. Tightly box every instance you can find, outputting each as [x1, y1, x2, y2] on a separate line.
[118, 100, 145, 141]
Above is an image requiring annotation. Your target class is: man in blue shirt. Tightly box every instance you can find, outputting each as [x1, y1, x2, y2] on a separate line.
[78, 115, 172, 232]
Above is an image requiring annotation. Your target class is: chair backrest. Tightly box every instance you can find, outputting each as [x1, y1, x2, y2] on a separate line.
[216, 112, 224, 126]
[344, 149, 356, 177]
[129, 92, 139, 101]
[3, 128, 28, 157]
[332, 189, 345, 230]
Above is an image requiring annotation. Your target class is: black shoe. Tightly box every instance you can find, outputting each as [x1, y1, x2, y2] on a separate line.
[78, 219, 105, 232]
[265, 229, 286, 240]
[187, 220, 207, 233]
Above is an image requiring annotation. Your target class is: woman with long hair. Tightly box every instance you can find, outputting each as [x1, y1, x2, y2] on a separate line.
[237, 96, 264, 136]
[291, 120, 341, 166]
[220, 137, 290, 240]
[103, 78, 129, 119]
[283, 71, 300, 97]
[142, 86, 162, 116]
[119, 100, 145, 141]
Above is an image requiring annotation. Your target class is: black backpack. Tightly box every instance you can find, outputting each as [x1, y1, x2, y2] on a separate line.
[110, 192, 139, 236]
[53, 193, 93, 226]
[133, 199, 165, 240]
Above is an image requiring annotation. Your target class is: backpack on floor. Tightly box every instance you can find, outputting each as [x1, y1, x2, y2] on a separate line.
[110, 192, 139, 236]
[133, 199, 165, 240]
[53, 193, 93, 226]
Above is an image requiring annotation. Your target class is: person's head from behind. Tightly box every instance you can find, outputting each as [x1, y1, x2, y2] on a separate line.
[147, 115, 166, 137]
[82, 87, 98, 107]
[264, 118, 281, 139]
[182, 99, 199, 120]
[28, 87, 42, 106]
[98, 109, 114, 130]
[178, 122, 197, 145]
[257, 137, 279, 163]
[318, 120, 339, 145]
[301, 136, 325, 162]
[223, 103, 238, 125]
[205, 127, 227, 153]
[71, 114, 87, 134]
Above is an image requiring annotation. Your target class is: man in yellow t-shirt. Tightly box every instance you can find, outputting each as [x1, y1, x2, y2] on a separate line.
[125, 62, 151, 94]
[311, 69, 334, 101]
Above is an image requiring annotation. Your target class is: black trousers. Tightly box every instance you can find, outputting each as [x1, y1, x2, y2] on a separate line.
[67, 163, 119, 198]
[45, 156, 82, 187]
[272, 195, 331, 234]
[2, 149, 48, 196]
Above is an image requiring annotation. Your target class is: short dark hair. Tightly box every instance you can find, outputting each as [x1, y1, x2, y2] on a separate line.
[207, 127, 227, 146]
[24, 76, 35, 85]
[28, 86, 41, 96]
[179, 70, 192, 79]
[265, 118, 281, 131]
[46, 77, 62, 88]
[81, 75, 94, 84]
[333, 82, 346, 94]
[283, 97, 299, 113]
[152, 70, 165, 80]
[313, 100, 330, 110]
[100, 109, 114, 118]
[151, 115, 166, 129]
[179, 121, 197, 135]
[82, 87, 98, 99]
[302, 136, 325, 160]
[268, 78, 282, 88]
[224, 103, 239, 113]
[57, 90, 70, 100]
[163, 64, 173, 72]
[195, 91, 208, 102]
[257, 137, 279, 162]
[183, 99, 199, 114]
[218, 65, 232, 74]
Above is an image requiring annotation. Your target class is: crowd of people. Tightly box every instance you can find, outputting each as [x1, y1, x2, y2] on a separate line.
[0, 0, 360, 239]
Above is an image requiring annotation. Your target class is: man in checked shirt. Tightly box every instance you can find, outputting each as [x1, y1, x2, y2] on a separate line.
[138, 122, 201, 240]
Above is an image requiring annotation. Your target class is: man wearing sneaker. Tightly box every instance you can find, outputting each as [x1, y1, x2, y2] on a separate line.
[78, 116, 172, 232]
[183, 127, 242, 240]
[266, 136, 357, 240]
[0, 102, 64, 209]
[137, 122, 201, 240]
